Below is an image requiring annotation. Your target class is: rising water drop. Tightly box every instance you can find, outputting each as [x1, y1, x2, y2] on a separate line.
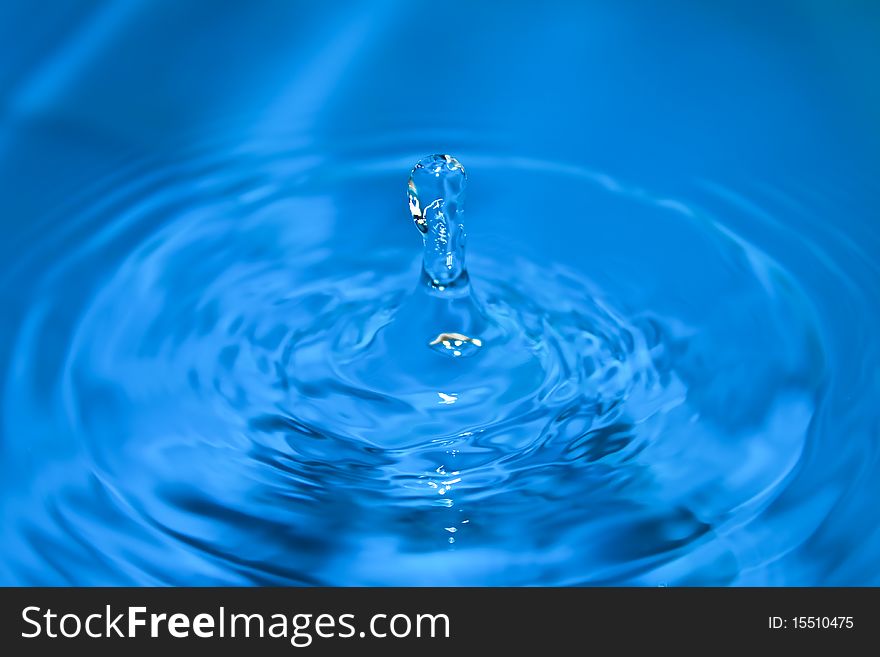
[408, 154, 469, 291]
[406, 154, 485, 358]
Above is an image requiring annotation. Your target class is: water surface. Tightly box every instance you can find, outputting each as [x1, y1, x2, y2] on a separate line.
[0, 1, 878, 585]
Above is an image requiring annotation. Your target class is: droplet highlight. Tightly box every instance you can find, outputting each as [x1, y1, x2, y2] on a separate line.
[429, 331, 483, 358]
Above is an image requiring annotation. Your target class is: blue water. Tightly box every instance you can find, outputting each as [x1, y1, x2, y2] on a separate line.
[1, 1, 879, 585]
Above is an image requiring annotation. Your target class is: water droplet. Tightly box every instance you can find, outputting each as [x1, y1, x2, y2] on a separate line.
[408, 154, 468, 291]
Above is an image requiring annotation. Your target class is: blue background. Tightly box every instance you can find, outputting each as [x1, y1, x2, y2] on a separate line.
[1, 1, 878, 585]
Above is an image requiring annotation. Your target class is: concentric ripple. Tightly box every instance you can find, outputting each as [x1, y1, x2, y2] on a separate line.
[2, 141, 873, 585]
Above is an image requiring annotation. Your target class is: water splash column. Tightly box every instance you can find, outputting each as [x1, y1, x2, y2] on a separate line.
[408, 154, 470, 293]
